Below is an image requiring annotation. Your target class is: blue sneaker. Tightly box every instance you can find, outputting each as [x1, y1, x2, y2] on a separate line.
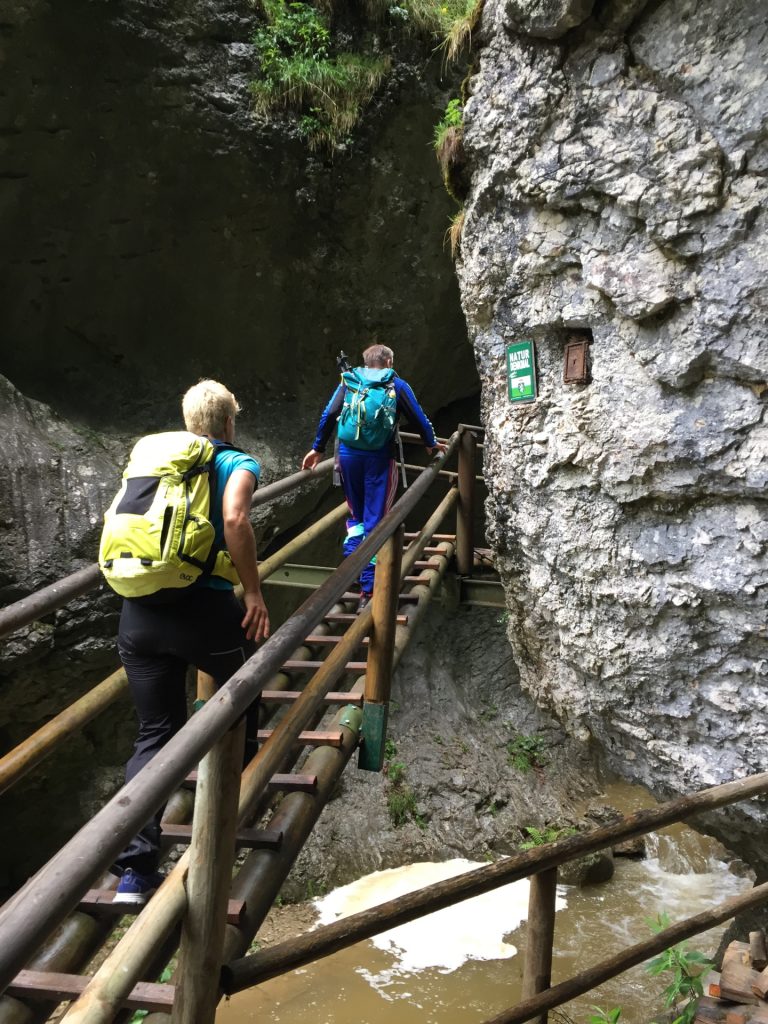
[113, 868, 164, 906]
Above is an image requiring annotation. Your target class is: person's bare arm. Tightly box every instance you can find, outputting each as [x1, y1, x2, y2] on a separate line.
[222, 468, 270, 643]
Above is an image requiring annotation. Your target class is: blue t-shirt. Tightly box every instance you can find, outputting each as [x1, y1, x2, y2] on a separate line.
[203, 443, 260, 590]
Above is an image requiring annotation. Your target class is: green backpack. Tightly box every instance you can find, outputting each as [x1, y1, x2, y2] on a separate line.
[99, 431, 239, 598]
[337, 368, 398, 450]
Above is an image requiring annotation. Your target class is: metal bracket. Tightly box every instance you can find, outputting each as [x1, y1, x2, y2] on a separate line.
[357, 701, 389, 773]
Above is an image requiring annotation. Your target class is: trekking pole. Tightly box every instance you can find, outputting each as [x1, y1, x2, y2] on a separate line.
[333, 351, 352, 487]
[396, 427, 408, 490]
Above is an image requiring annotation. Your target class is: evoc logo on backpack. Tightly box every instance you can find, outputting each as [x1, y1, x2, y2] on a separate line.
[337, 368, 397, 451]
[99, 431, 239, 598]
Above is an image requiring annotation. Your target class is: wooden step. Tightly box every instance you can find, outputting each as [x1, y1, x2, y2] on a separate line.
[323, 612, 408, 625]
[80, 889, 246, 925]
[8, 970, 175, 1013]
[405, 532, 455, 541]
[413, 559, 446, 569]
[302, 635, 369, 646]
[340, 591, 418, 603]
[261, 690, 363, 706]
[282, 660, 367, 673]
[184, 771, 319, 794]
[161, 824, 283, 850]
[257, 728, 344, 747]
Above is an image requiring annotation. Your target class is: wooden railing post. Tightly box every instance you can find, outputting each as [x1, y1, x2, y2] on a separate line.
[456, 427, 477, 577]
[195, 671, 216, 711]
[358, 525, 404, 771]
[171, 717, 246, 1024]
[521, 867, 558, 1024]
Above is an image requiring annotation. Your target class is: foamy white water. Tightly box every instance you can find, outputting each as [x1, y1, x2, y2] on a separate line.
[315, 858, 567, 975]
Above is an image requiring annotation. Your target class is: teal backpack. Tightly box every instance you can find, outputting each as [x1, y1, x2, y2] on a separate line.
[337, 368, 398, 451]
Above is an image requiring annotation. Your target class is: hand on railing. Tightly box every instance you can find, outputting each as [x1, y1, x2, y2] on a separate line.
[426, 443, 447, 457]
[301, 449, 323, 471]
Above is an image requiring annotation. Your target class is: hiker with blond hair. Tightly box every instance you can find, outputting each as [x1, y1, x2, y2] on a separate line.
[103, 379, 269, 905]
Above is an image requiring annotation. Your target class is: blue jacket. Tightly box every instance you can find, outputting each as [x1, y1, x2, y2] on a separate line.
[311, 372, 437, 455]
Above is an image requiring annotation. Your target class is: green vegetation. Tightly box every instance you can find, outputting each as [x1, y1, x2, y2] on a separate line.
[519, 824, 577, 849]
[388, 785, 423, 827]
[588, 1008, 622, 1024]
[434, 97, 463, 150]
[306, 878, 329, 899]
[645, 913, 713, 1024]
[251, 1, 390, 151]
[250, 0, 482, 152]
[507, 733, 547, 774]
[384, 742, 426, 829]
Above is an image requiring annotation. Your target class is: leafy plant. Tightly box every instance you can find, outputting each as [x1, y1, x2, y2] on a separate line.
[645, 913, 713, 1024]
[433, 97, 463, 150]
[519, 825, 577, 850]
[306, 878, 328, 899]
[588, 1008, 622, 1024]
[507, 734, 547, 773]
[388, 785, 417, 826]
[386, 759, 406, 785]
[384, 737, 398, 760]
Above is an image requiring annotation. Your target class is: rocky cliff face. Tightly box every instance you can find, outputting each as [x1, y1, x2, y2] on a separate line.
[457, 0, 768, 868]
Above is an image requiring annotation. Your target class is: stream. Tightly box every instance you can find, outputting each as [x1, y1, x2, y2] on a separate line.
[217, 783, 753, 1024]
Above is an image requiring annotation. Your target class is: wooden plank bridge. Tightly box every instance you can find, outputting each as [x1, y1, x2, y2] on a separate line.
[0, 425, 767, 1024]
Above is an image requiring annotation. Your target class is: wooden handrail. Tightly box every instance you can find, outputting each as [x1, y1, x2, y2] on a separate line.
[0, 436, 458, 993]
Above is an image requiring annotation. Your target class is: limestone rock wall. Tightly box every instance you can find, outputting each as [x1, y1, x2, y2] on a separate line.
[457, 0, 768, 867]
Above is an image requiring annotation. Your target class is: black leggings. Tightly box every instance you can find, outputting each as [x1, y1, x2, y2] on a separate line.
[114, 588, 258, 875]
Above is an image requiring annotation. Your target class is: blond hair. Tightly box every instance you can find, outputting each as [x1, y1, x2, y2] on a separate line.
[182, 379, 241, 437]
[363, 344, 394, 368]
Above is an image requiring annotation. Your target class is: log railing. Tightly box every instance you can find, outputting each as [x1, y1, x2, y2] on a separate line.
[0, 427, 485, 1018]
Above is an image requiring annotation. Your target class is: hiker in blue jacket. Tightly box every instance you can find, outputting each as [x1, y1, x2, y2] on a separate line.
[302, 344, 445, 609]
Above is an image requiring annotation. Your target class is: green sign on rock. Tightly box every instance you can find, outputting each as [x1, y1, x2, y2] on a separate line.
[507, 340, 537, 403]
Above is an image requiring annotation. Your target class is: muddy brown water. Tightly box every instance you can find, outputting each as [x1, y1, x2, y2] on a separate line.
[217, 783, 753, 1024]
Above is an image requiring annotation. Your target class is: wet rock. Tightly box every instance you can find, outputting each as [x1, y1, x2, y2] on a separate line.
[559, 849, 615, 885]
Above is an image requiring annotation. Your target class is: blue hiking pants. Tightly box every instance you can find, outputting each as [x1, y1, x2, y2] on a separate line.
[339, 447, 398, 594]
